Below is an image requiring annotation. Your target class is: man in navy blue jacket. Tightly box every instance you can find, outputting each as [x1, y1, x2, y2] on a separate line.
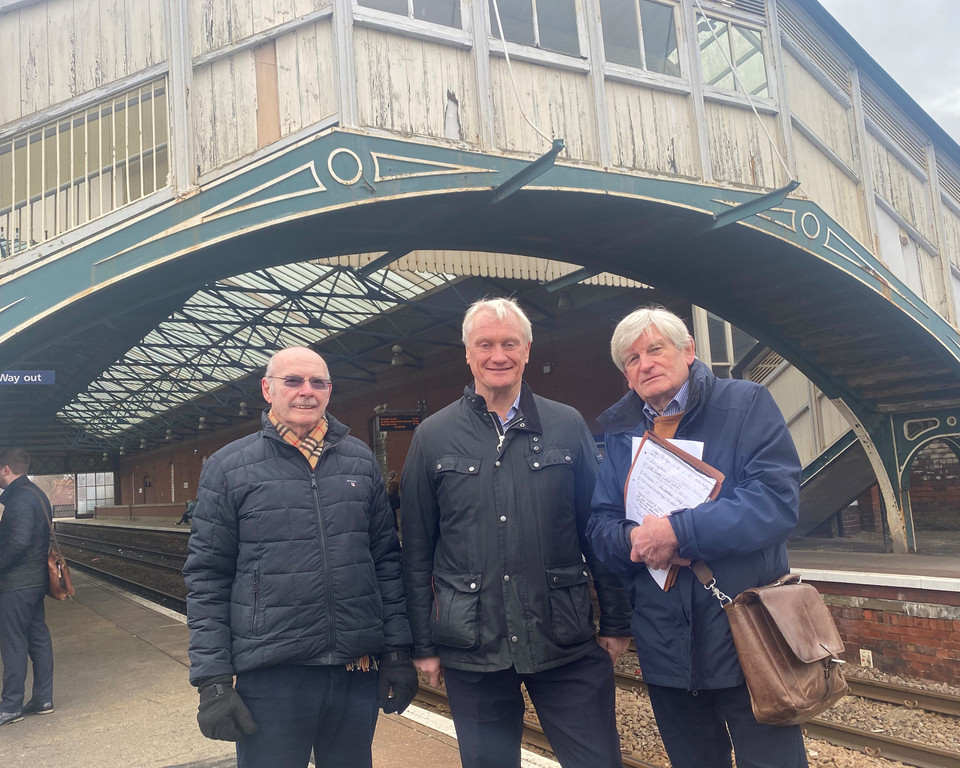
[587, 306, 808, 768]
[0, 448, 55, 726]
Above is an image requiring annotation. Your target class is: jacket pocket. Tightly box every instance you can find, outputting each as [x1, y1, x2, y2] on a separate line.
[434, 455, 481, 477]
[526, 447, 574, 471]
[546, 564, 595, 646]
[251, 568, 262, 636]
[430, 570, 482, 649]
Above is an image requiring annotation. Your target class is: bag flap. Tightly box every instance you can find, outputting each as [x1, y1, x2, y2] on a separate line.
[742, 583, 844, 662]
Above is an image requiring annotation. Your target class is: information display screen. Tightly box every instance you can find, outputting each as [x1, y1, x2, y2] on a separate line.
[376, 414, 421, 431]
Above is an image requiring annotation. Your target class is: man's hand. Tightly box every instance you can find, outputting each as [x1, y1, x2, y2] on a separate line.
[598, 635, 632, 666]
[378, 650, 420, 715]
[197, 675, 258, 741]
[630, 515, 680, 570]
[413, 656, 443, 687]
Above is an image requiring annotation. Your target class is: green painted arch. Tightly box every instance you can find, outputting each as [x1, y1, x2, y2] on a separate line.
[1, 127, 958, 415]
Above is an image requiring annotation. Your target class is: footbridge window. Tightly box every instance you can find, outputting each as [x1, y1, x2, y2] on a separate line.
[696, 12, 769, 98]
[358, 0, 462, 28]
[0, 78, 169, 258]
[598, 0, 681, 77]
[489, 0, 580, 57]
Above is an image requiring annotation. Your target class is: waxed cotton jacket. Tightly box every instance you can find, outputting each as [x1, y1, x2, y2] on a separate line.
[401, 382, 632, 674]
[183, 411, 412, 686]
[0, 475, 51, 591]
[586, 359, 801, 690]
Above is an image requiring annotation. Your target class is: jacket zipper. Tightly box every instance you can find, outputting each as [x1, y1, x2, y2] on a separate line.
[491, 413, 506, 451]
[311, 472, 337, 650]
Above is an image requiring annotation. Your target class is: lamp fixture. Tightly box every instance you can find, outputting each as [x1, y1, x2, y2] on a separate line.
[557, 290, 574, 312]
[238, 401, 249, 417]
[119, 446, 126, 456]
[102, 452, 108, 462]
[390, 344, 403, 366]
[140, 439, 147, 449]
[165, 428, 173, 441]
[198, 416, 210, 430]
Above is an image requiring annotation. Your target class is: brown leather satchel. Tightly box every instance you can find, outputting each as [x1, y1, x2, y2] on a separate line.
[27, 485, 76, 600]
[47, 548, 75, 600]
[693, 563, 847, 726]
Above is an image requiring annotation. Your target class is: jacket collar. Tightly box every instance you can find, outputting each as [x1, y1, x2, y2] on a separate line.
[597, 358, 712, 435]
[462, 380, 542, 434]
[0, 473, 28, 503]
[260, 409, 350, 448]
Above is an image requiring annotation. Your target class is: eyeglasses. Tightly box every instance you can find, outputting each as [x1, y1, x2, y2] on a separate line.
[266, 376, 333, 391]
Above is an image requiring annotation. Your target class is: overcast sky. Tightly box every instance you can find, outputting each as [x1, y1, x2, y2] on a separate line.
[816, 0, 960, 146]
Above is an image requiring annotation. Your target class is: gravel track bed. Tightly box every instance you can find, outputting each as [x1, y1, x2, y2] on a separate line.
[606, 653, 960, 767]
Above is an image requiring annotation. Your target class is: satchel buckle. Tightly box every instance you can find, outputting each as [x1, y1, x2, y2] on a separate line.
[704, 577, 732, 605]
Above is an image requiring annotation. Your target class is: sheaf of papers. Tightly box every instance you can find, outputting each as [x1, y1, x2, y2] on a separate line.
[625, 436, 715, 589]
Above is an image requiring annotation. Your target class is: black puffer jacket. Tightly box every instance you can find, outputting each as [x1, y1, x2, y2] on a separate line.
[184, 411, 412, 686]
[0, 475, 50, 591]
[401, 383, 632, 674]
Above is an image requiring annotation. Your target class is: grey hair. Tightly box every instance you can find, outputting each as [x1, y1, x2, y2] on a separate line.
[610, 305, 692, 373]
[462, 297, 533, 345]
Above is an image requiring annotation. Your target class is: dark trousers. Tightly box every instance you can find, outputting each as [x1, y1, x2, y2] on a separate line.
[0, 584, 54, 711]
[234, 664, 379, 768]
[442, 645, 622, 768]
[645, 682, 808, 768]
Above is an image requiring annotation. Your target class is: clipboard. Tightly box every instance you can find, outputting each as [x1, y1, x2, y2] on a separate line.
[623, 431, 724, 590]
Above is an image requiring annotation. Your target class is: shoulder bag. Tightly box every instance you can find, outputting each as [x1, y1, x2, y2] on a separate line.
[692, 561, 847, 726]
[27, 485, 76, 600]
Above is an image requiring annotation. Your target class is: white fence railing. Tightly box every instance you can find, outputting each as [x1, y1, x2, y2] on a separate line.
[0, 79, 170, 258]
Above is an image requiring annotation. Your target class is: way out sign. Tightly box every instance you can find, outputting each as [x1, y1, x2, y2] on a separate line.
[0, 370, 55, 384]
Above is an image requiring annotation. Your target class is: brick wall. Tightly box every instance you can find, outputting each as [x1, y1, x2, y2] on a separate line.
[815, 581, 960, 684]
[908, 441, 960, 530]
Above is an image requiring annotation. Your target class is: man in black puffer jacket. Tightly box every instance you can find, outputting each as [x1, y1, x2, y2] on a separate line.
[183, 347, 417, 768]
[0, 448, 55, 727]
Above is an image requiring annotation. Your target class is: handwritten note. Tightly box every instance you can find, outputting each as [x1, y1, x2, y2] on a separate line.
[624, 432, 723, 589]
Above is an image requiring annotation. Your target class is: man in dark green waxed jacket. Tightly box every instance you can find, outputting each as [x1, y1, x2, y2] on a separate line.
[401, 298, 632, 768]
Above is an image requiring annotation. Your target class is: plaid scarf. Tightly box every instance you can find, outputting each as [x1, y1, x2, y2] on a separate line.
[268, 410, 327, 469]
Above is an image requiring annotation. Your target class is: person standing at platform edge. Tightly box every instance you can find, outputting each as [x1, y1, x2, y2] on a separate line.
[0, 447, 56, 726]
[401, 297, 633, 768]
[587, 306, 807, 768]
[183, 347, 418, 768]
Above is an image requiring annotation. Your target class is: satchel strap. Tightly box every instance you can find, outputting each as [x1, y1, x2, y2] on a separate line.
[690, 560, 734, 605]
[24, 484, 63, 552]
[691, 559, 800, 607]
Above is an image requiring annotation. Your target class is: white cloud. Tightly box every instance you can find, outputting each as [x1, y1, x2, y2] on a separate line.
[816, 0, 960, 144]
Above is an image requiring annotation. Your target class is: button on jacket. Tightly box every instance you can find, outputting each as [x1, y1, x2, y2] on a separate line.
[183, 411, 412, 686]
[401, 382, 631, 674]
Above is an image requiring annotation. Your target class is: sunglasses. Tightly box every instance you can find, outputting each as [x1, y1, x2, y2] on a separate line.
[267, 376, 332, 391]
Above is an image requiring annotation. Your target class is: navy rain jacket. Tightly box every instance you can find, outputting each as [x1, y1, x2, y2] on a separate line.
[586, 359, 801, 690]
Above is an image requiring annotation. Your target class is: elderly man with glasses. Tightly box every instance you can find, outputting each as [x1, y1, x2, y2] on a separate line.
[183, 346, 417, 768]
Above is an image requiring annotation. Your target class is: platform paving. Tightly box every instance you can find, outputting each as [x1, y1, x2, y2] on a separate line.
[0, 571, 558, 768]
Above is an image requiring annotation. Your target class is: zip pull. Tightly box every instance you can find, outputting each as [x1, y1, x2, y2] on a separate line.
[496, 431, 505, 452]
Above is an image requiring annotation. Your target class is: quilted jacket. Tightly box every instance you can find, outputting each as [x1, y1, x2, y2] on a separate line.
[183, 411, 411, 685]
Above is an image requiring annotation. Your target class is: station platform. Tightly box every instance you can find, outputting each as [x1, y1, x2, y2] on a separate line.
[0, 570, 559, 768]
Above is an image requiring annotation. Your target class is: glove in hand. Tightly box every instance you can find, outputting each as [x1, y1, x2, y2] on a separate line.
[197, 675, 258, 741]
[377, 650, 419, 715]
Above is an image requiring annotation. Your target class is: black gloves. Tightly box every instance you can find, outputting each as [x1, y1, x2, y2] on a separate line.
[377, 648, 419, 715]
[197, 675, 258, 741]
